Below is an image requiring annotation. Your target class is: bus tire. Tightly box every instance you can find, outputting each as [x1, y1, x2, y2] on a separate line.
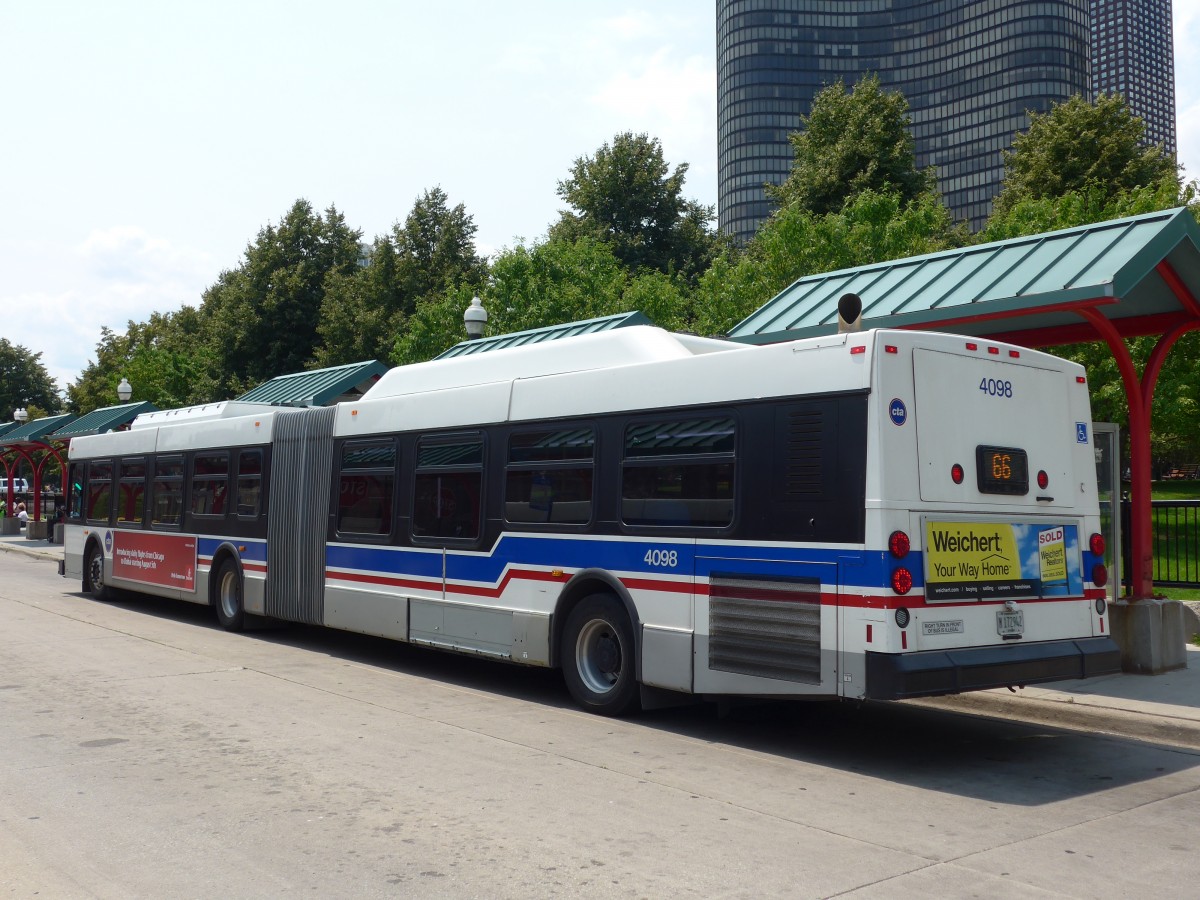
[214, 559, 245, 632]
[84, 546, 113, 602]
[562, 594, 639, 717]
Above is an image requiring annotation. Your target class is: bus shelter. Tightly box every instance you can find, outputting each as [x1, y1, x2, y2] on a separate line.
[0, 402, 158, 525]
[727, 206, 1200, 601]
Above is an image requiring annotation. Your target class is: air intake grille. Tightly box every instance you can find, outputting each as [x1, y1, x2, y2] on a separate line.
[782, 409, 822, 495]
[708, 573, 821, 684]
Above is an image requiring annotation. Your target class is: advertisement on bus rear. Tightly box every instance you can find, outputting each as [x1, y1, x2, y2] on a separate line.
[923, 521, 1081, 601]
[109, 530, 197, 592]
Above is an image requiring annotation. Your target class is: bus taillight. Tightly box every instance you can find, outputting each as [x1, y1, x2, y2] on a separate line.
[951, 463, 964, 484]
[891, 568, 912, 594]
[1092, 563, 1109, 587]
[1037, 470, 1049, 489]
[888, 530, 910, 558]
[1090, 533, 1106, 556]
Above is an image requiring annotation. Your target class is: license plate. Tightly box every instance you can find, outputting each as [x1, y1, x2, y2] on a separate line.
[997, 609, 1024, 637]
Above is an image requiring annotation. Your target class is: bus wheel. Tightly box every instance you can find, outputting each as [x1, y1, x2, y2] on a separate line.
[214, 559, 245, 632]
[84, 546, 112, 602]
[562, 594, 639, 716]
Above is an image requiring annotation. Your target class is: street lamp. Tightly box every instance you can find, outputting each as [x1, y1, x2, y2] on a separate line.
[464, 296, 487, 340]
[13, 407, 27, 423]
[117, 377, 132, 402]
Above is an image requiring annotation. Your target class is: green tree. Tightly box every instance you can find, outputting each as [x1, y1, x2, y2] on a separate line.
[393, 237, 695, 366]
[202, 200, 362, 395]
[692, 189, 966, 336]
[768, 75, 936, 216]
[393, 186, 488, 308]
[989, 93, 1180, 222]
[316, 188, 487, 367]
[68, 307, 218, 414]
[0, 338, 60, 417]
[551, 132, 721, 284]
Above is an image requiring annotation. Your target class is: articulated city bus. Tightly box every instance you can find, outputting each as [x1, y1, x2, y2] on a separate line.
[62, 325, 1120, 715]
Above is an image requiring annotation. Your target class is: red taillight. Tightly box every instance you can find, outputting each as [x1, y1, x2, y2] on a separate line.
[951, 463, 964, 484]
[1092, 563, 1109, 587]
[889, 530, 910, 558]
[965, 342, 978, 351]
[1076, 376, 1087, 384]
[884, 344, 898, 354]
[850, 345, 866, 355]
[1009, 350, 1020, 358]
[988, 347, 999, 355]
[1090, 533, 1106, 556]
[892, 567, 913, 594]
[1037, 470, 1049, 489]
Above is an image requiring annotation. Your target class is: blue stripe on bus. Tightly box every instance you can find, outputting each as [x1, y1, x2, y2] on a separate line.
[325, 535, 918, 590]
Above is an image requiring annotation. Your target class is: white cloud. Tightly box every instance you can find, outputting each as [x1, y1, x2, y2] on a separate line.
[1, 227, 215, 394]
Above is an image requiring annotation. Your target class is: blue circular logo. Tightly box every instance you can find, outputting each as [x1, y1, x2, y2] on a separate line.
[104, 530, 113, 552]
[889, 399, 907, 426]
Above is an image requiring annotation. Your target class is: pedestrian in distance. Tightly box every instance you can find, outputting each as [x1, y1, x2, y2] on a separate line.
[16, 502, 28, 529]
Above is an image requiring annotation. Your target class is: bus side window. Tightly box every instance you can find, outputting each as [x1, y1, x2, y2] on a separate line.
[412, 436, 483, 541]
[336, 441, 396, 535]
[621, 415, 736, 528]
[191, 452, 229, 517]
[86, 461, 113, 523]
[152, 457, 185, 527]
[116, 458, 148, 526]
[237, 449, 264, 518]
[67, 462, 85, 522]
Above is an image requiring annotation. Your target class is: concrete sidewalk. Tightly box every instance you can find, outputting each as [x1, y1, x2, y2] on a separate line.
[2, 530, 1196, 747]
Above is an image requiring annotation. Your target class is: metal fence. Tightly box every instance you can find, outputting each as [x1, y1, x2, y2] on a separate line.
[1124, 500, 1200, 588]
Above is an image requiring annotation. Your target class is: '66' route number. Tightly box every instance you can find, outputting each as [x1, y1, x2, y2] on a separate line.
[979, 377, 1013, 398]
[644, 549, 679, 568]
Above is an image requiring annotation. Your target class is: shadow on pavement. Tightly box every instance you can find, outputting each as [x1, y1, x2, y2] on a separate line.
[70, 588, 1200, 807]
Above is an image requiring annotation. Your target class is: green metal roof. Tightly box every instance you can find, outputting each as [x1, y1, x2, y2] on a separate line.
[436, 311, 653, 359]
[52, 401, 159, 438]
[235, 360, 388, 406]
[0, 421, 17, 438]
[0, 412, 77, 445]
[728, 207, 1200, 345]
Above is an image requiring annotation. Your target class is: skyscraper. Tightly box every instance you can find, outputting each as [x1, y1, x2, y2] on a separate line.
[1091, 0, 1176, 153]
[717, 0, 1175, 241]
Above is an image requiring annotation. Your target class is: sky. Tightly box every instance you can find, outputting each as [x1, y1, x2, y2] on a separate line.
[3, 2, 1199, 400]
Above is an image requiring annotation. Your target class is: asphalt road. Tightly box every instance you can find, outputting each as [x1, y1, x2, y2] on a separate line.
[3, 552, 1199, 898]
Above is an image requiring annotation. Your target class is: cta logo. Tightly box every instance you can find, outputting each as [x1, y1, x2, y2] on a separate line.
[889, 398, 907, 426]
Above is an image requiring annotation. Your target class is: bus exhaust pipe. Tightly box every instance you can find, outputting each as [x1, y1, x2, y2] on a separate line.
[838, 292, 863, 333]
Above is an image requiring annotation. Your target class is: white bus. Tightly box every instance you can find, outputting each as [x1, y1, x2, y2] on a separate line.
[61, 325, 1120, 715]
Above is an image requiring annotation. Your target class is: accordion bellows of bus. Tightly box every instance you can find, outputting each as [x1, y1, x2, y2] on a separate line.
[62, 326, 1120, 716]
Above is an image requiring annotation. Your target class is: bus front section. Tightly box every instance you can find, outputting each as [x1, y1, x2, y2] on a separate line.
[856, 332, 1121, 701]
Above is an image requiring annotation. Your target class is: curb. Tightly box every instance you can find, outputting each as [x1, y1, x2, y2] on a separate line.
[0, 541, 63, 563]
[910, 691, 1200, 750]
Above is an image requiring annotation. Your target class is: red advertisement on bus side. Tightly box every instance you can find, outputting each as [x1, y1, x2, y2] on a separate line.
[111, 531, 197, 592]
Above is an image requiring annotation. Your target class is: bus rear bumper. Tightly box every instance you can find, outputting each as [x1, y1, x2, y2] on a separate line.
[864, 637, 1122, 700]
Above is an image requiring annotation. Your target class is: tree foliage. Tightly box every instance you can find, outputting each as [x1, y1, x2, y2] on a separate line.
[201, 200, 362, 396]
[768, 76, 936, 216]
[551, 132, 721, 284]
[315, 188, 487, 368]
[0, 338, 60, 417]
[990, 93, 1180, 220]
[692, 190, 967, 337]
[68, 308, 218, 413]
[393, 236, 694, 366]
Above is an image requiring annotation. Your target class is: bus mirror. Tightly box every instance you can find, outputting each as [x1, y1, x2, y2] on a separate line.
[838, 293, 863, 334]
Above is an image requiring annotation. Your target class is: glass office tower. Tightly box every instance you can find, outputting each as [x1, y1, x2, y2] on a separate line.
[717, 0, 1093, 239]
[1091, 0, 1176, 154]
